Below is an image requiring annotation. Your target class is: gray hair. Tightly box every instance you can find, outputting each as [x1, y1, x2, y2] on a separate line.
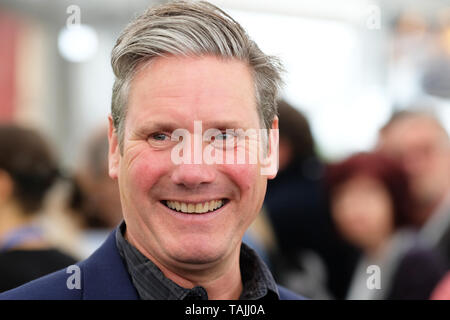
[111, 0, 283, 151]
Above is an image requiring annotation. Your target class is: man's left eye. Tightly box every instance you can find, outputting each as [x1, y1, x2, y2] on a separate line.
[210, 131, 238, 149]
[215, 132, 234, 140]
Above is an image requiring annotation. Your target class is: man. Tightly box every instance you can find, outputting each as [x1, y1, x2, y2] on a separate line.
[1, 1, 302, 300]
[377, 110, 450, 266]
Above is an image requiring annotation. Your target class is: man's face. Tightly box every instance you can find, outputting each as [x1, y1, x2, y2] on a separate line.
[379, 116, 450, 207]
[109, 55, 277, 270]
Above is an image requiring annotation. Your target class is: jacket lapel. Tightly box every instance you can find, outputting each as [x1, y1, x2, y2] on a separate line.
[79, 228, 139, 300]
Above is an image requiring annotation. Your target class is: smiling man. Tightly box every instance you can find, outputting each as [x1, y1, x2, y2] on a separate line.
[1, 0, 302, 300]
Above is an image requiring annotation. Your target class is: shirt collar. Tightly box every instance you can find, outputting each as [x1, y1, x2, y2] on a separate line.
[115, 221, 279, 300]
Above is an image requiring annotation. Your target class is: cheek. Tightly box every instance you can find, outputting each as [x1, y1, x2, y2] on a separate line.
[333, 201, 370, 233]
[332, 206, 353, 232]
[224, 164, 267, 225]
[367, 189, 393, 220]
[373, 201, 394, 230]
[121, 149, 171, 196]
[221, 163, 263, 197]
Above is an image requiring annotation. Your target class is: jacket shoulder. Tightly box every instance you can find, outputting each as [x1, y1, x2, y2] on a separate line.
[1, 228, 138, 300]
[0, 266, 82, 300]
[277, 285, 307, 300]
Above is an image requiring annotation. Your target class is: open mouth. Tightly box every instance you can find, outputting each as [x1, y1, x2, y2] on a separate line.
[161, 199, 228, 214]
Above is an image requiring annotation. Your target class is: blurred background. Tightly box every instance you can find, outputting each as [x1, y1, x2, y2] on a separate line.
[0, 0, 449, 299]
[1, 0, 450, 164]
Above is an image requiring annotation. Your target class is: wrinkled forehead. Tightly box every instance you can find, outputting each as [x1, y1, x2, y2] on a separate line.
[126, 55, 260, 129]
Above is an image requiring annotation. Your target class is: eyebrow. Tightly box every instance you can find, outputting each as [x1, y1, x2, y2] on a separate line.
[201, 120, 253, 130]
[135, 119, 254, 134]
[133, 121, 180, 137]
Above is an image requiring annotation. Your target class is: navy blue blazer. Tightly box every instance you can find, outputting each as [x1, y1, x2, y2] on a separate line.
[0, 229, 303, 300]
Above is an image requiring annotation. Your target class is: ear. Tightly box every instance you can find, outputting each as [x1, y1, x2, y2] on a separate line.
[260, 116, 279, 179]
[108, 115, 120, 180]
[0, 170, 14, 205]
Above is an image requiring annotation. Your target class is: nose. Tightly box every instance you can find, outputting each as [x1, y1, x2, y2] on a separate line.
[171, 163, 216, 189]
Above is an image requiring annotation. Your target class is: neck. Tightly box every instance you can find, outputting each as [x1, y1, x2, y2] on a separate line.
[365, 236, 391, 260]
[125, 231, 243, 300]
[414, 191, 449, 227]
[0, 201, 34, 238]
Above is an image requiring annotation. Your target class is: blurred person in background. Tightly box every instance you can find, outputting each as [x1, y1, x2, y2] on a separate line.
[242, 207, 276, 271]
[377, 110, 450, 266]
[68, 127, 123, 258]
[430, 270, 450, 299]
[264, 100, 359, 299]
[327, 152, 446, 299]
[0, 125, 77, 292]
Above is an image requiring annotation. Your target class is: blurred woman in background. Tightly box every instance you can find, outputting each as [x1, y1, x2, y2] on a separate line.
[265, 100, 359, 299]
[327, 152, 446, 299]
[0, 125, 76, 292]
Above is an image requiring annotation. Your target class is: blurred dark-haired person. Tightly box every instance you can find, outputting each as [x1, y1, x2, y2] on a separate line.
[264, 100, 359, 299]
[68, 127, 123, 258]
[377, 110, 450, 266]
[327, 152, 446, 300]
[0, 125, 77, 292]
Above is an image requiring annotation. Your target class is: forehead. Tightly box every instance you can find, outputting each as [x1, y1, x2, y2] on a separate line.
[333, 175, 388, 199]
[345, 175, 383, 188]
[383, 116, 448, 148]
[126, 55, 259, 129]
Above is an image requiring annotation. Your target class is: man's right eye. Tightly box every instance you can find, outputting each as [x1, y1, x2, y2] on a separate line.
[147, 133, 172, 147]
[150, 133, 169, 141]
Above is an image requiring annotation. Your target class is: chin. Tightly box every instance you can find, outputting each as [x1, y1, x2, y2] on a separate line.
[171, 250, 224, 266]
[168, 240, 230, 266]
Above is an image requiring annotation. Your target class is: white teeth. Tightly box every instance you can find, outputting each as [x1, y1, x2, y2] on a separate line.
[165, 200, 225, 213]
